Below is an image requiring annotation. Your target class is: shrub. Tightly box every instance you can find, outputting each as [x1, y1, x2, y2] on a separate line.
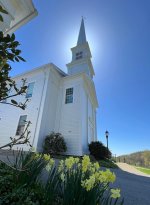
[89, 141, 112, 160]
[0, 151, 54, 205]
[43, 132, 67, 155]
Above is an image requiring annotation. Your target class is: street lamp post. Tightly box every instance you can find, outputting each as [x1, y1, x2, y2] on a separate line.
[105, 130, 109, 158]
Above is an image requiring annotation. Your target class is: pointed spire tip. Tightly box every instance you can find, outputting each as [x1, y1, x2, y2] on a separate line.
[77, 17, 87, 45]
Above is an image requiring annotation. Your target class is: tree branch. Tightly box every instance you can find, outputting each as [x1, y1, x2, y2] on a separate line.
[0, 121, 32, 149]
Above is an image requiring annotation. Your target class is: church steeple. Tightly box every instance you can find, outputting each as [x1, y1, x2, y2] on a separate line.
[66, 19, 95, 79]
[77, 18, 87, 45]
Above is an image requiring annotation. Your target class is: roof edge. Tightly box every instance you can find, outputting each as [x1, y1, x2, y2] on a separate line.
[12, 63, 67, 79]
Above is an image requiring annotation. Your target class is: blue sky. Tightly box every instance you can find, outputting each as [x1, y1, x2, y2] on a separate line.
[11, 0, 150, 156]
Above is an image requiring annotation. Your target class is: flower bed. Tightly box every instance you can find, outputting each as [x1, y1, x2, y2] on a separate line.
[0, 151, 123, 205]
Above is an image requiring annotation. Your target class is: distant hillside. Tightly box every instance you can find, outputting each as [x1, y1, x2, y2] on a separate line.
[117, 150, 150, 168]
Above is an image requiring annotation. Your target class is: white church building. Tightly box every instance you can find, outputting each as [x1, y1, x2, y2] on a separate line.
[0, 19, 98, 156]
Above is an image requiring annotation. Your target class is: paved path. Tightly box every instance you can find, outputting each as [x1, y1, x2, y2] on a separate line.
[117, 163, 150, 177]
[111, 163, 150, 205]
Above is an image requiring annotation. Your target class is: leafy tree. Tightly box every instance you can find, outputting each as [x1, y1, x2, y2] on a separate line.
[117, 150, 150, 168]
[143, 151, 150, 167]
[0, 30, 29, 109]
[0, 6, 31, 149]
[0, 121, 31, 149]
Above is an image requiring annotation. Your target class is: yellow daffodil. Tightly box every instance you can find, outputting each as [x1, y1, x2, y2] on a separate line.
[65, 157, 75, 169]
[60, 173, 65, 182]
[105, 169, 116, 183]
[45, 157, 54, 172]
[34, 153, 41, 159]
[58, 160, 64, 173]
[82, 155, 91, 173]
[81, 175, 96, 191]
[43, 154, 51, 161]
[111, 188, 121, 198]
[94, 162, 100, 170]
[74, 157, 80, 164]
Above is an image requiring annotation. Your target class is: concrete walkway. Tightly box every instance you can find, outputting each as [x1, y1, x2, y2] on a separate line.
[116, 163, 150, 177]
[111, 163, 150, 205]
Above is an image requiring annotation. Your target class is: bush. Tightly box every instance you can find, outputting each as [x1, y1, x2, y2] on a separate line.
[89, 141, 112, 160]
[0, 151, 51, 205]
[43, 132, 67, 155]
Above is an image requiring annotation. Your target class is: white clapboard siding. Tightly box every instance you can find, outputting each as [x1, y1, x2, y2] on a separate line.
[0, 64, 98, 156]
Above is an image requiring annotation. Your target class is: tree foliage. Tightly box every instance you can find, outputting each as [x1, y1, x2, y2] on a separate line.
[43, 132, 67, 155]
[0, 31, 29, 109]
[0, 6, 31, 149]
[89, 141, 112, 160]
[0, 5, 8, 22]
[117, 150, 150, 168]
[0, 121, 32, 149]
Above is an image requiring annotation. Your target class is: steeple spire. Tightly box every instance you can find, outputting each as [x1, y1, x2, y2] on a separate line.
[67, 18, 95, 79]
[77, 17, 87, 45]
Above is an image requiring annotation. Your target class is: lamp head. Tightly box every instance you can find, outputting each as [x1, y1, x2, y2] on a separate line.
[105, 130, 109, 138]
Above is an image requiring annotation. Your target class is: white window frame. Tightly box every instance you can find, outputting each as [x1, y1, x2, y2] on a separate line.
[16, 115, 27, 136]
[65, 88, 73, 104]
[26, 82, 35, 98]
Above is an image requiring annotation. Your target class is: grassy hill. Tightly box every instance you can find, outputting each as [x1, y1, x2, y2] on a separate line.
[117, 150, 150, 168]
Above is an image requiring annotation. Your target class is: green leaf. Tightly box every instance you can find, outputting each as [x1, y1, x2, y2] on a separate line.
[15, 57, 19, 62]
[0, 31, 3, 38]
[0, 15, 3, 22]
[7, 53, 15, 61]
[11, 99, 18, 105]
[0, 6, 8, 14]
[18, 56, 26, 62]
[11, 33, 15, 41]
[15, 49, 21, 55]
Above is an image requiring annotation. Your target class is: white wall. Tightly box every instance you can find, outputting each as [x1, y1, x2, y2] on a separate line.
[82, 86, 97, 154]
[81, 86, 88, 154]
[54, 74, 97, 156]
[55, 76, 83, 156]
[81, 80, 97, 154]
[36, 66, 63, 151]
[0, 66, 48, 150]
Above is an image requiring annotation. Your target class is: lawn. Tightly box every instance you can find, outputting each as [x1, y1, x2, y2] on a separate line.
[99, 159, 118, 169]
[135, 166, 150, 175]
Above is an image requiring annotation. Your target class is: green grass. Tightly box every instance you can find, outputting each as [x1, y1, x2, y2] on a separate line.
[99, 159, 118, 169]
[89, 155, 118, 169]
[135, 166, 150, 175]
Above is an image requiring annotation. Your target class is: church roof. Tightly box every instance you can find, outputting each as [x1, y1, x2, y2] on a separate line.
[12, 63, 67, 79]
[77, 18, 87, 45]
